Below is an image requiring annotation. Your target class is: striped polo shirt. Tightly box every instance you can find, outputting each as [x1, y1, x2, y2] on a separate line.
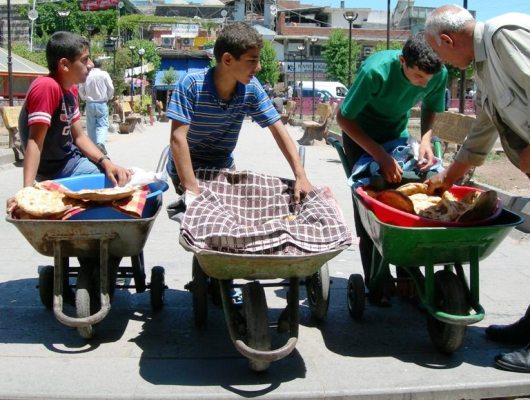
[166, 67, 280, 170]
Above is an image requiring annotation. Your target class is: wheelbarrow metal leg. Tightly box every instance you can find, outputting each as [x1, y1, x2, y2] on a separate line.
[219, 280, 298, 365]
[52, 239, 111, 328]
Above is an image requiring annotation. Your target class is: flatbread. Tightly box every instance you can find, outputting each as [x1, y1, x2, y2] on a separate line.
[15, 186, 71, 217]
[396, 182, 429, 196]
[376, 190, 416, 214]
[63, 186, 136, 202]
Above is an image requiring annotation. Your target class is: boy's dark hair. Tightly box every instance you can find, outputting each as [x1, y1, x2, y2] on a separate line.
[46, 31, 90, 74]
[402, 33, 442, 74]
[213, 22, 263, 63]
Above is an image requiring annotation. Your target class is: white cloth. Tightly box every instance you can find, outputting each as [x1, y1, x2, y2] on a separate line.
[79, 68, 114, 103]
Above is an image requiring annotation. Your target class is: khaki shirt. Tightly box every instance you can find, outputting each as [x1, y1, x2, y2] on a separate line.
[456, 14, 530, 167]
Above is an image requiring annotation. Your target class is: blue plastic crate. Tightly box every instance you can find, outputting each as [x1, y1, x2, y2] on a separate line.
[55, 174, 168, 220]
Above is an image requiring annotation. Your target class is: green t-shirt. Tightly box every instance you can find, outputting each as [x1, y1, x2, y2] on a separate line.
[340, 50, 448, 144]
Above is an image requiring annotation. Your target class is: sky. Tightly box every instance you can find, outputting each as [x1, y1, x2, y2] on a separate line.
[307, 1, 530, 21]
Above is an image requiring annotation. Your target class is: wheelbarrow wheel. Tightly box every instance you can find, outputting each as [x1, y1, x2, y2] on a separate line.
[347, 273, 365, 320]
[209, 278, 222, 306]
[76, 266, 95, 339]
[38, 265, 54, 309]
[243, 281, 271, 372]
[192, 256, 208, 328]
[426, 270, 467, 354]
[305, 263, 330, 321]
[150, 266, 165, 310]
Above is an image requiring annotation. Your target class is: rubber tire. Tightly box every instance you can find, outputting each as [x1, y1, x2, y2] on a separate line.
[38, 265, 54, 309]
[243, 281, 271, 372]
[305, 263, 330, 321]
[192, 257, 208, 328]
[150, 266, 165, 310]
[426, 270, 468, 354]
[75, 266, 95, 339]
[347, 273, 365, 320]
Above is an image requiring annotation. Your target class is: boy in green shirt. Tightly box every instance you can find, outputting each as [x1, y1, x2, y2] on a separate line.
[337, 34, 447, 304]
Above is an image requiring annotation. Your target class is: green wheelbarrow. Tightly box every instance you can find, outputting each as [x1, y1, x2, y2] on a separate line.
[328, 136, 524, 353]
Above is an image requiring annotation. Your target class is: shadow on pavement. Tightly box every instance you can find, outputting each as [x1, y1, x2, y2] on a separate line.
[133, 286, 306, 392]
[295, 275, 508, 371]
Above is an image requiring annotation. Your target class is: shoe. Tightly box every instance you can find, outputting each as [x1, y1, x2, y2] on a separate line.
[494, 344, 530, 373]
[485, 317, 530, 345]
[96, 143, 107, 155]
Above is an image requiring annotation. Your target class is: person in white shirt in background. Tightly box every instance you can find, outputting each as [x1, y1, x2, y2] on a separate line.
[79, 59, 114, 155]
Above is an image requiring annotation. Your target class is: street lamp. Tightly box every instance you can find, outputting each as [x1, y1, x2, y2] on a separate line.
[343, 11, 358, 87]
[57, 9, 70, 30]
[28, 6, 38, 52]
[109, 36, 118, 78]
[128, 44, 136, 103]
[86, 25, 95, 55]
[138, 48, 145, 96]
[310, 36, 318, 120]
[297, 44, 305, 120]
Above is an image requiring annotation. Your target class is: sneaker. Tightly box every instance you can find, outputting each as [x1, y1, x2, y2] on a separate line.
[97, 143, 108, 155]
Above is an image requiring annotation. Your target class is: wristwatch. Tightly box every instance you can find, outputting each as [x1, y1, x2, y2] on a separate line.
[96, 155, 110, 166]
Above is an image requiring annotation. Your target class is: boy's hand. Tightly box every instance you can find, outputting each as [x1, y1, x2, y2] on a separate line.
[293, 176, 312, 204]
[102, 161, 132, 187]
[376, 153, 403, 184]
[417, 142, 435, 171]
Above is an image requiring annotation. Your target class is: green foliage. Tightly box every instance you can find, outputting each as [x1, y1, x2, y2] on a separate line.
[133, 95, 152, 115]
[322, 29, 361, 86]
[445, 63, 475, 81]
[256, 40, 280, 85]
[11, 44, 47, 68]
[20, 1, 117, 38]
[373, 40, 403, 53]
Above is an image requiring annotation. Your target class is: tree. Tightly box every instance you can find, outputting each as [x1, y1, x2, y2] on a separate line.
[256, 40, 280, 86]
[161, 67, 179, 106]
[321, 29, 361, 86]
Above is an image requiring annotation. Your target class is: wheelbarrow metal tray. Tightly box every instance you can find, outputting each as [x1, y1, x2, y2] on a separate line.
[180, 238, 347, 280]
[354, 193, 523, 267]
[7, 213, 159, 258]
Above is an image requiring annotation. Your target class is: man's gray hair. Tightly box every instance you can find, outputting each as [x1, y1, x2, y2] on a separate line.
[425, 4, 475, 45]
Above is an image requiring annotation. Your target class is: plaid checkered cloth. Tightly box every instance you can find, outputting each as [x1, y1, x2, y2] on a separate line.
[180, 169, 352, 255]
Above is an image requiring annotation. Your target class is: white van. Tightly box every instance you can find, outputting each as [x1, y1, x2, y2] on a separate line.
[301, 81, 348, 99]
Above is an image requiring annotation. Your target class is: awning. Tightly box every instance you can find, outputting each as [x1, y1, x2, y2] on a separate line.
[0, 48, 49, 75]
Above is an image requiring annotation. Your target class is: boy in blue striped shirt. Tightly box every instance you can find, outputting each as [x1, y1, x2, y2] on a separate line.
[165, 22, 312, 202]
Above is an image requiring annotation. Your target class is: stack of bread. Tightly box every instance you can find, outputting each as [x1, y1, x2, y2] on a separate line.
[367, 183, 498, 223]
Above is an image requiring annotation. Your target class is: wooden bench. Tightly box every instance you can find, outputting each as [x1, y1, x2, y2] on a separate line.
[280, 100, 297, 125]
[432, 110, 477, 182]
[297, 103, 335, 145]
[0, 105, 23, 162]
[113, 100, 141, 134]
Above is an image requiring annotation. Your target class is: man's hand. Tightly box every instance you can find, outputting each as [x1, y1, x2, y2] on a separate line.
[376, 152, 403, 184]
[293, 175, 313, 204]
[519, 144, 530, 174]
[425, 171, 451, 195]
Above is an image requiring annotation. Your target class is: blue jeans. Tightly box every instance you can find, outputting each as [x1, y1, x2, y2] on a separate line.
[37, 154, 100, 181]
[85, 102, 109, 145]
